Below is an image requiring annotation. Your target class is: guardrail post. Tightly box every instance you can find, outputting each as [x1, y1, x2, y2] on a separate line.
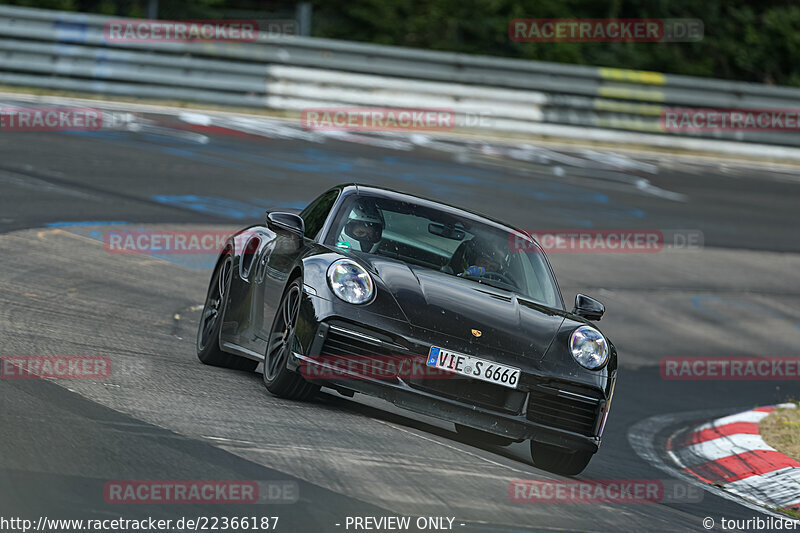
[147, 0, 158, 20]
[296, 2, 312, 36]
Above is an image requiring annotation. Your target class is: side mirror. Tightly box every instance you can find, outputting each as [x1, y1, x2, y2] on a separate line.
[572, 293, 604, 321]
[266, 211, 305, 237]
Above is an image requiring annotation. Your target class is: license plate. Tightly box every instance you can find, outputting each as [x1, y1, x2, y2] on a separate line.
[426, 346, 520, 389]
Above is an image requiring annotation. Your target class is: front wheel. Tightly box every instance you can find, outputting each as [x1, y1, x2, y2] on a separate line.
[530, 442, 593, 476]
[262, 278, 319, 401]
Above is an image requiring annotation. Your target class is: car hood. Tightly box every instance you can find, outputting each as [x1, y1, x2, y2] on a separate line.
[365, 256, 565, 359]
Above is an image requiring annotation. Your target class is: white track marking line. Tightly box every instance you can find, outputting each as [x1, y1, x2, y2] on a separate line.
[709, 410, 772, 427]
[201, 435, 256, 445]
[370, 418, 538, 477]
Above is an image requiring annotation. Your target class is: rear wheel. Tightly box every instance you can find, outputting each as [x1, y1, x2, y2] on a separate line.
[262, 278, 319, 401]
[454, 424, 518, 447]
[530, 442, 593, 476]
[196, 255, 258, 372]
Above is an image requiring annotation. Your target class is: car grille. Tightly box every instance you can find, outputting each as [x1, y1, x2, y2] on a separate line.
[317, 324, 412, 380]
[408, 377, 527, 414]
[526, 384, 602, 437]
[319, 327, 400, 357]
[319, 325, 526, 414]
[320, 330, 377, 357]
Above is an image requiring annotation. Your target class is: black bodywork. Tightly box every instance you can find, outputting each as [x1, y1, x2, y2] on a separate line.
[213, 184, 617, 457]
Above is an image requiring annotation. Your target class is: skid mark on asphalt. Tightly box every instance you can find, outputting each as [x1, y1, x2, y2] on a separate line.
[150, 195, 305, 219]
[33, 227, 181, 269]
[215, 444, 517, 513]
[0, 169, 101, 201]
[63, 131, 259, 172]
[33, 223, 233, 271]
[207, 436, 519, 479]
[370, 418, 536, 476]
[691, 294, 800, 335]
[44, 220, 131, 228]
[693, 295, 800, 321]
[65, 127, 649, 223]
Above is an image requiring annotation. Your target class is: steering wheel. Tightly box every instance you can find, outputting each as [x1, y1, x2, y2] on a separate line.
[482, 271, 515, 286]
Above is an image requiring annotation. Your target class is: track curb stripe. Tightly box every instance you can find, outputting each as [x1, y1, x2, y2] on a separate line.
[667, 421, 761, 449]
[683, 450, 800, 484]
[669, 403, 800, 509]
[673, 434, 776, 467]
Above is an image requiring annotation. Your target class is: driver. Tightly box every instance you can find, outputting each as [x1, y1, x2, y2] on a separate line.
[457, 238, 505, 278]
[337, 200, 384, 253]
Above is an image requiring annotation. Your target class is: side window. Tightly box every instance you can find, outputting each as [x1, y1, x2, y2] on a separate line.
[300, 189, 339, 240]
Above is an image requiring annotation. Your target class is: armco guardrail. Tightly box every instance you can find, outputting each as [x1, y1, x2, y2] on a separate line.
[2, 5, 800, 150]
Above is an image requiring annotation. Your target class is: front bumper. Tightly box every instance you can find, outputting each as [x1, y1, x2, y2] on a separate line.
[290, 298, 613, 453]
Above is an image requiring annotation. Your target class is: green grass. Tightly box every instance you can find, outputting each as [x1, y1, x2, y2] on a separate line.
[777, 507, 800, 520]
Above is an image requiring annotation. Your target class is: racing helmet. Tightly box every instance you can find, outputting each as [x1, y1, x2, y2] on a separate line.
[340, 200, 384, 252]
[460, 236, 505, 272]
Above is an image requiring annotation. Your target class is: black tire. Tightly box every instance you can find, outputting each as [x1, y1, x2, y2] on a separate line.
[454, 424, 518, 447]
[530, 442, 593, 476]
[262, 278, 319, 401]
[196, 254, 258, 372]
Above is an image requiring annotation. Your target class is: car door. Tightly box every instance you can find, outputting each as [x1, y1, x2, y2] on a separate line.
[220, 225, 276, 354]
[252, 189, 342, 354]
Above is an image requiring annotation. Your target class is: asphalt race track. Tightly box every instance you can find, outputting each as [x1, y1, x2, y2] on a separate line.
[1, 100, 800, 532]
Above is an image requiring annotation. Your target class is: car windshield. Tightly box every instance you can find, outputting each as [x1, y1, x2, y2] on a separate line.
[326, 194, 562, 308]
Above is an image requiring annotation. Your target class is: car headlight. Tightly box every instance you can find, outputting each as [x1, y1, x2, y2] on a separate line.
[569, 326, 609, 370]
[327, 259, 374, 305]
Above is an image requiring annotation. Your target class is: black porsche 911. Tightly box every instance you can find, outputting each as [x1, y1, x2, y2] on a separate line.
[196, 184, 617, 475]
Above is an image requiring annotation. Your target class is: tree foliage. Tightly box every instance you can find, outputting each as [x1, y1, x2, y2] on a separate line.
[310, 0, 800, 86]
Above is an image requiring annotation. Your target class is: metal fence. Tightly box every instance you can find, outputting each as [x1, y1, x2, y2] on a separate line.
[2, 4, 800, 149]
